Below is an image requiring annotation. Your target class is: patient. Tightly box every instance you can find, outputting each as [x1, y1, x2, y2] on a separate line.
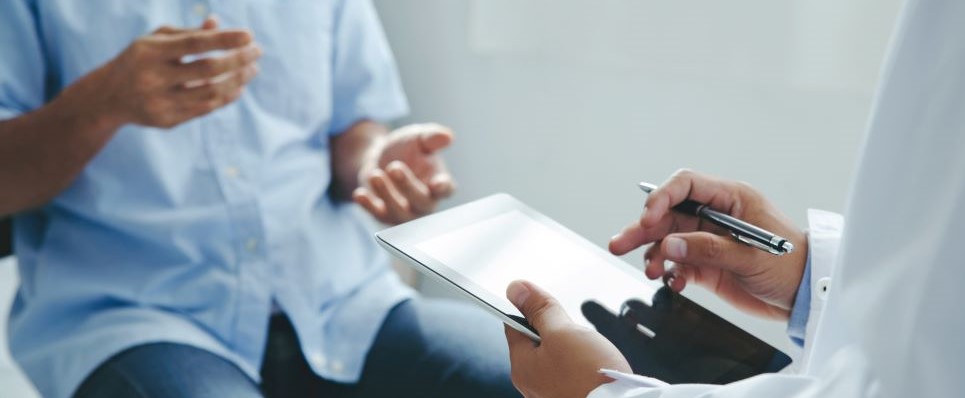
[0, 2, 517, 397]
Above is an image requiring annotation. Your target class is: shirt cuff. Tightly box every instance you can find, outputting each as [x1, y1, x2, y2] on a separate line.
[786, 256, 812, 347]
[586, 369, 668, 398]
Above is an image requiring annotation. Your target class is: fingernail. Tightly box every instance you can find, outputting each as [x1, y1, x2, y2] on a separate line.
[666, 237, 687, 259]
[507, 281, 530, 308]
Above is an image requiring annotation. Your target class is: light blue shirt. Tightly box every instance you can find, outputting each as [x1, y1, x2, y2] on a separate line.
[786, 258, 812, 348]
[0, 1, 413, 397]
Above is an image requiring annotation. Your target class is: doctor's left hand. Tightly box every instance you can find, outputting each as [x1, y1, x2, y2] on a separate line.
[504, 280, 632, 398]
[353, 123, 456, 225]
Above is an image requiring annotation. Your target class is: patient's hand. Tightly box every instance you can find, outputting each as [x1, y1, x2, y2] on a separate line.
[608, 169, 808, 320]
[353, 123, 455, 225]
[89, 17, 261, 129]
[504, 281, 632, 398]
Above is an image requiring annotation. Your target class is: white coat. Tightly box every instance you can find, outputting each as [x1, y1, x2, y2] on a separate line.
[589, 0, 965, 396]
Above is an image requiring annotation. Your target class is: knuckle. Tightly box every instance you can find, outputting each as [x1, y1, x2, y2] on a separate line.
[735, 180, 755, 192]
[702, 236, 724, 259]
[142, 97, 165, 114]
[184, 36, 203, 52]
[156, 116, 180, 129]
[528, 297, 556, 320]
[202, 99, 222, 112]
[128, 40, 153, 59]
[196, 58, 220, 75]
[134, 74, 160, 91]
[203, 87, 220, 101]
[234, 70, 249, 84]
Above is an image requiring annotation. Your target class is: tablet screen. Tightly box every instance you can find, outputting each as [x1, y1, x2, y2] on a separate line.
[416, 209, 656, 328]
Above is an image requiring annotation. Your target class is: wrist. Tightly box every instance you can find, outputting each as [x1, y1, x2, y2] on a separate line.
[57, 63, 130, 133]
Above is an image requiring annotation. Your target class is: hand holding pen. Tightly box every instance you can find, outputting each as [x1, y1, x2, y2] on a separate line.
[608, 169, 809, 320]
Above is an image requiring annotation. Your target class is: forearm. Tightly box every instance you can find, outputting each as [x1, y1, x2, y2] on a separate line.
[0, 66, 124, 215]
[328, 119, 388, 201]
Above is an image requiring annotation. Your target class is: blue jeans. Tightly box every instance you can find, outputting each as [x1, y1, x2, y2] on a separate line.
[73, 298, 521, 398]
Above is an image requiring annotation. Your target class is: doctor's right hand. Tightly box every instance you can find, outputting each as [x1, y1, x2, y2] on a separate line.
[609, 169, 808, 320]
[80, 17, 261, 129]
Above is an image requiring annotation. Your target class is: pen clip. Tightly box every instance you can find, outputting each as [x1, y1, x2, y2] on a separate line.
[731, 233, 785, 256]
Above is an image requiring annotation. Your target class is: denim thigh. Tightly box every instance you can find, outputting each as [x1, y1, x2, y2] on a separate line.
[73, 342, 262, 398]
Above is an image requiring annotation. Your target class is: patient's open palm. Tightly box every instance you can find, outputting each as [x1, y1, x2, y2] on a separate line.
[354, 123, 455, 225]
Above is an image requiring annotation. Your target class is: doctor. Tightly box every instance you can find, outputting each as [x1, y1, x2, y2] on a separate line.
[503, 0, 965, 397]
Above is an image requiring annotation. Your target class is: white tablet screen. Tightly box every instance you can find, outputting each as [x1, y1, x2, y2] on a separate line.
[416, 209, 656, 328]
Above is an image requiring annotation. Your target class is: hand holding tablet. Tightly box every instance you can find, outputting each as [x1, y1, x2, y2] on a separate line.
[375, 193, 791, 384]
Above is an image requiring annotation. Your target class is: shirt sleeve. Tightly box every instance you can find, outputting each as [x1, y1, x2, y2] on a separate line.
[0, 0, 47, 120]
[327, 0, 409, 136]
[786, 254, 813, 347]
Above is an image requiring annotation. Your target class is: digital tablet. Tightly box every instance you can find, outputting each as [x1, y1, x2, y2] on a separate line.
[375, 193, 792, 384]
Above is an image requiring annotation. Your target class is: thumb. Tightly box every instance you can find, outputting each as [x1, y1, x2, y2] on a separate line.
[201, 16, 220, 30]
[507, 280, 572, 333]
[660, 232, 757, 275]
[417, 125, 454, 154]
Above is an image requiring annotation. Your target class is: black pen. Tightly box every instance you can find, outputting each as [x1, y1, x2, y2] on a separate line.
[638, 182, 794, 255]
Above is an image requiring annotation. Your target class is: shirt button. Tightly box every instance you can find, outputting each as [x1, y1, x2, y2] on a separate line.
[193, 3, 208, 17]
[310, 353, 327, 368]
[815, 277, 832, 301]
[245, 238, 258, 252]
[224, 166, 240, 178]
[331, 360, 345, 374]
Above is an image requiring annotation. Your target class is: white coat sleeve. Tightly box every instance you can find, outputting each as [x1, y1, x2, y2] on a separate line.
[587, 210, 845, 398]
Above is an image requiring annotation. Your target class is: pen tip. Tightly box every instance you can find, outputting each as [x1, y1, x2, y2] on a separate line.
[638, 182, 656, 193]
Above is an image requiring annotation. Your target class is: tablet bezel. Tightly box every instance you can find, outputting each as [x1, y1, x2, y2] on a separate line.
[374, 193, 662, 342]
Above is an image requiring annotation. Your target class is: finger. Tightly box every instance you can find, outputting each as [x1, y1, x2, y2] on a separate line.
[660, 232, 758, 276]
[416, 124, 454, 154]
[609, 207, 705, 256]
[385, 161, 434, 214]
[153, 16, 218, 36]
[154, 25, 187, 35]
[507, 280, 573, 333]
[662, 263, 691, 293]
[163, 29, 253, 56]
[177, 86, 246, 121]
[505, 324, 535, 354]
[644, 242, 668, 280]
[176, 64, 258, 102]
[428, 173, 455, 199]
[200, 16, 219, 30]
[353, 188, 389, 222]
[642, 169, 740, 229]
[174, 44, 261, 82]
[369, 170, 413, 222]
[609, 216, 671, 255]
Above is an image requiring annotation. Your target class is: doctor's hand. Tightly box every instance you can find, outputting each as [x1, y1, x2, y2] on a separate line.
[86, 17, 261, 129]
[504, 280, 631, 398]
[609, 169, 808, 320]
[353, 123, 456, 225]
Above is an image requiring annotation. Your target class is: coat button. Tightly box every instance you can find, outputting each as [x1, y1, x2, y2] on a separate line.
[815, 277, 832, 300]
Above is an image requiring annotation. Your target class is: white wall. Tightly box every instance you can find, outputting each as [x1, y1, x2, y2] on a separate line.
[374, 0, 902, 354]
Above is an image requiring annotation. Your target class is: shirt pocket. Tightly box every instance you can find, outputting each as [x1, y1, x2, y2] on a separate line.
[243, 0, 335, 135]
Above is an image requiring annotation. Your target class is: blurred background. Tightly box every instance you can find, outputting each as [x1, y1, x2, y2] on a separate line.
[0, 0, 904, 395]
[373, 0, 902, 354]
